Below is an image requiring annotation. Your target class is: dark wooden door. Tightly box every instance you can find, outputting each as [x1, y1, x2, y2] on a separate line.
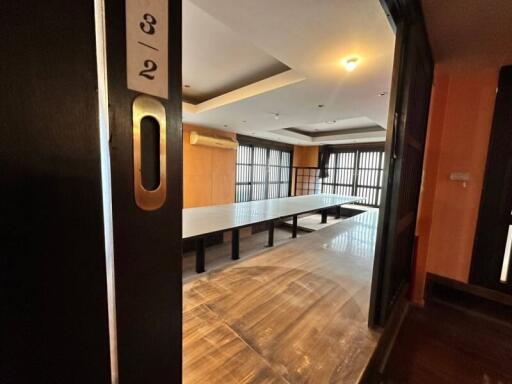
[470, 66, 512, 295]
[2, 0, 183, 382]
[369, 4, 433, 326]
[1, 1, 111, 382]
[104, 0, 183, 382]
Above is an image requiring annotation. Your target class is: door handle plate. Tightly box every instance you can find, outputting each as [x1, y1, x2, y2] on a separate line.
[132, 95, 167, 211]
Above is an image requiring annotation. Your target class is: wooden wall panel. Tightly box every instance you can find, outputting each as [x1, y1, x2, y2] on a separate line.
[183, 135, 316, 207]
[293, 145, 319, 167]
[183, 124, 236, 208]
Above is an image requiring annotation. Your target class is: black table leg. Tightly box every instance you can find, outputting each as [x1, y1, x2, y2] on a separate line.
[336, 205, 342, 219]
[268, 220, 275, 247]
[196, 237, 205, 273]
[292, 215, 298, 238]
[231, 228, 240, 260]
[321, 210, 328, 224]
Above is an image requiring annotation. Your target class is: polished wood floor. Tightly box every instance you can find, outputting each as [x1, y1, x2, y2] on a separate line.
[383, 303, 512, 384]
[183, 211, 380, 383]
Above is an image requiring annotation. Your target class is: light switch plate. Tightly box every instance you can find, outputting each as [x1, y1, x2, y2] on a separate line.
[449, 172, 471, 181]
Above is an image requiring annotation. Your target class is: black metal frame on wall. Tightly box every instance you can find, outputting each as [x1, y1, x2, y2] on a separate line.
[294, 167, 322, 196]
[293, 144, 385, 207]
[322, 146, 385, 207]
[235, 135, 293, 202]
[369, 0, 434, 328]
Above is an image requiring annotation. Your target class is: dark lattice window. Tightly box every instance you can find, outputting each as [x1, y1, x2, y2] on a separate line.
[321, 148, 384, 207]
[236, 144, 291, 202]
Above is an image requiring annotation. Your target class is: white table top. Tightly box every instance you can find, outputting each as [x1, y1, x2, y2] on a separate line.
[183, 194, 361, 239]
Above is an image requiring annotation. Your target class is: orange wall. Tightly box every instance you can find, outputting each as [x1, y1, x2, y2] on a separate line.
[412, 67, 499, 303]
[183, 124, 236, 208]
[293, 145, 319, 167]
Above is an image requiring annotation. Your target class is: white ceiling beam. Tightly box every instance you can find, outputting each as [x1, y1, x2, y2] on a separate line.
[183, 69, 306, 114]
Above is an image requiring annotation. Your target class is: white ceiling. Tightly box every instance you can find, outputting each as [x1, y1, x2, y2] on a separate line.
[294, 117, 381, 133]
[182, 0, 395, 145]
[182, 1, 289, 103]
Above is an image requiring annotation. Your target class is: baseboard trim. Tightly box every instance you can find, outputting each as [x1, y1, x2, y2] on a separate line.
[425, 273, 512, 325]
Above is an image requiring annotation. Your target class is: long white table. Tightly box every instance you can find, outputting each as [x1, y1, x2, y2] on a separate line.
[183, 194, 361, 272]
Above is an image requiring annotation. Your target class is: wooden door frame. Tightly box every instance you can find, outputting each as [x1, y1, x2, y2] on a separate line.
[368, 16, 406, 328]
[103, 0, 183, 381]
[470, 65, 512, 293]
[369, 0, 434, 327]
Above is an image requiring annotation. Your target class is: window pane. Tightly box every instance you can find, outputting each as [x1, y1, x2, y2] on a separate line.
[281, 151, 290, 166]
[280, 183, 288, 197]
[318, 148, 385, 206]
[268, 166, 279, 182]
[235, 145, 291, 202]
[269, 149, 280, 165]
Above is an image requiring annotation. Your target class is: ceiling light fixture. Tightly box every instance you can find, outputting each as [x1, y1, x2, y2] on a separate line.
[273, 113, 280, 120]
[341, 57, 359, 72]
[326, 120, 336, 124]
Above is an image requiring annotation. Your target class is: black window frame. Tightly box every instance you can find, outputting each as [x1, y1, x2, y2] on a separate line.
[235, 135, 293, 202]
[321, 144, 385, 207]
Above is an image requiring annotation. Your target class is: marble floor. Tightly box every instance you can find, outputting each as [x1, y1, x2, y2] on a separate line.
[183, 210, 380, 383]
[183, 226, 305, 281]
[283, 213, 346, 232]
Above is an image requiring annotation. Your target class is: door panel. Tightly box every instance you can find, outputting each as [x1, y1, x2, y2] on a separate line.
[104, 0, 183, 381]
[471, 66, 512, 295]
[1, 1, 111, 382]
[369, 5, 433, 326]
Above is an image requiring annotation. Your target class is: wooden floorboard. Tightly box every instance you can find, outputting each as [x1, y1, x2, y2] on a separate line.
[383, 302, 512, 384]
[184, 304, 288, 384]
[183, 210, 380, 383]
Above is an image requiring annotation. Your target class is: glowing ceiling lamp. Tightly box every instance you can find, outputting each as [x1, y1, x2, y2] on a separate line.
[341, 57, 359, 72]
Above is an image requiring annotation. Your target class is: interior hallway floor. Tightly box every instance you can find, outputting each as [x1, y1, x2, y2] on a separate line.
[183, 210, 380, 383]
[383, 302, 512, 384]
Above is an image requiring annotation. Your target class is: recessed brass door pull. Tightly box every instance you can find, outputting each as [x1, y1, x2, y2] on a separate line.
[132, 95, 166, 211]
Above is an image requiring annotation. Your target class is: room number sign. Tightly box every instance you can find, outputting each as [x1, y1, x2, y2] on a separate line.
[126, 0, 168, 99]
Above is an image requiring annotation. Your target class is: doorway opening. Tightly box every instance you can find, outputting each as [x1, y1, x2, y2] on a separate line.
[180, 0, 399, 382]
